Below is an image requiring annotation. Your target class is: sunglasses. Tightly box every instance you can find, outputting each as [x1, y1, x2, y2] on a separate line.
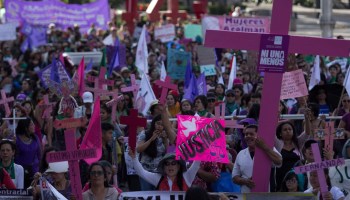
[165, 160, 178, 166]
[90, 171, 104, 177]
[343, 100, 350, 103]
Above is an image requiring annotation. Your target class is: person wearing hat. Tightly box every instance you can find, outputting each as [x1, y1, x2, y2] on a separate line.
[225, 89, 237, 116]
[129, 150, 200, 191]
[206, 93, 216, 115]
[148, 100, 163, 119]
[74, 91, 94, 119]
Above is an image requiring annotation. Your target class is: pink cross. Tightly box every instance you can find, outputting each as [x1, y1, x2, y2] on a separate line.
[120, 109, 147, 151]
[50, 117, 89, 200]
[294, 143, 345, 196]
[0, 90, 14, 117]
[121, 74, 139, 104]
[87, 67, 114, 88]
[214, 102, 243, 129]
[38, 95, 56, 119]
[205, 0, 350, 192]
[106, 93, 124, 123]
[314, 121, 344, 152]
[154, 76, 177, 105]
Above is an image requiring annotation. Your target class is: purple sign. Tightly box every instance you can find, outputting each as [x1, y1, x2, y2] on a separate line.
[257, 34, 290, 73]
[5, 0, 110, 33]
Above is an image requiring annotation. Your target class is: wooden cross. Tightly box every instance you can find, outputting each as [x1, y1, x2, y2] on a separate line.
[214, 102, 243, 129]
[0, 90, 14, 117]
[86, 67, 114, 88]
[314, 121, 344, 152]
[48, 117, 90, 200]
[121, 0, 138, 34]
[204, 0, 350, 192]
[38, 95, 56, 119]
[106, 93, 124, 123]
[154, 76, 177, 105]
[2, 109, 27, 137]
[121, 74, 139, 104]
[120, 109, 147, 151]
[146, 0, 187, 24]
[294, 143, 345, 197]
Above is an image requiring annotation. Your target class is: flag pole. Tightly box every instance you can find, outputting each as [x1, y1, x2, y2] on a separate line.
[334, 86, 346, 117]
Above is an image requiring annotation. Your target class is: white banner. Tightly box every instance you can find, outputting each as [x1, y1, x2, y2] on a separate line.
[0, 23, 17, 41]
[154, 24, 176, 43]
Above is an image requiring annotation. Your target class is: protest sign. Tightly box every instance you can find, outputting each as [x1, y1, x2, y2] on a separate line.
[202, 15, 270, 40]
[197, 45, 216, 66]
[184, 24, 202, 41]
[154, 24, 176, 43]
[38, 61, 71, 88]
[40, 178, 67, 200]
[0, 190, 32, 200]
[280, 69, 308, 99]
[329, 159, 350, 198]
[200, 64, 217, 76]
[167, 49, 191, 80]
[176, 115, 228, 163]
[258, 34, 290, 73]
[5, 0, 110, 33]
[0, 23, 17, 41]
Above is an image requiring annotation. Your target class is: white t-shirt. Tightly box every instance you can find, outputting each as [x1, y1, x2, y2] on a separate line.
[304, 186, 345, 200]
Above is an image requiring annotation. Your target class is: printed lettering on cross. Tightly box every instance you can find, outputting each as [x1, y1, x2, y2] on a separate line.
[47, 148, 97, 163]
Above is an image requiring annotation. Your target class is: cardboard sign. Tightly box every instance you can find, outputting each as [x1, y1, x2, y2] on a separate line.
[176, 115, 228, 163]
[154, 24, 176, 43]
[197, 45, 216, 66]
[184, 24, 202, 41]
[47, 148, 97, 162]
[258, 34, 290, 73]
[167, 49, 191, 80]
[280, 69, 308, 99]
[200, 64, 216, 76]
[0, 23, 17, 41]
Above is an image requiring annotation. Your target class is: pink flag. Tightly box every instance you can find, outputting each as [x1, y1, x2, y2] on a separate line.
[80, 96, 102, 165]
[77, 57, 85, 97]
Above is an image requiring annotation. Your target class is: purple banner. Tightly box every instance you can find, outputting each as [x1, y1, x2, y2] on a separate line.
[257, 34, 290, 73]
[5, 0, 110, 33]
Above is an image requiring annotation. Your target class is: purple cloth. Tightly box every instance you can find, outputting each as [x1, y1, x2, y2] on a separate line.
[342, 113, 350, 131]
[15, 136, 41, 176]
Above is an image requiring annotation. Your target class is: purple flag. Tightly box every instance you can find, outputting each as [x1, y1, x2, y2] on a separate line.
[21, 22, 47, 51]
[197, 73, 207, 96]
[50, 59, 61, 84]
[85, 58, 93, 73]
[108, 38, 120, 76]
[184, 59, 192, 89]
[183, 73, 198, 102]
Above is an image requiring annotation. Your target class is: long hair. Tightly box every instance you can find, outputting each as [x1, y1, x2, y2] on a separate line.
[276, 121, 300, 151]
[280, 171, 299, 192]
[39, 146, 57, 173]
[144, 114, 162, 158]
[16, 117, 35, 139]
[87, 162, 110, 188]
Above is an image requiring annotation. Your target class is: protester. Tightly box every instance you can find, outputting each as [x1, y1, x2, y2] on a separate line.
[280, 170, 301, 192]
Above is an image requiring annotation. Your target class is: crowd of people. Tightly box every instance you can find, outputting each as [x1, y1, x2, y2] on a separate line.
[0, 4, 349, 200]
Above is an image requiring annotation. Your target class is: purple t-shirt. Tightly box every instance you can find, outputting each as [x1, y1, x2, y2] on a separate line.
[15, 136, 41, 175]
[342, 113, 350, 131]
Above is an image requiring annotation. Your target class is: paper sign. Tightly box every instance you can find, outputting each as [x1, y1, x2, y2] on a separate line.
[176, 115, 228, 163]
[258, 34, 290, 73]
[329, 159, 350, 198]
[197, 46, 216, 65]
[154, 24, 176, 43]
[47, 148, 97, 162]
[184, 24, 202, 41]
[167, 49, 192, 80]
[0, 23, 17, 41]
[280, 69, 308, 99]
[294, 158, 345, 174]
[200, 64, 216, 76]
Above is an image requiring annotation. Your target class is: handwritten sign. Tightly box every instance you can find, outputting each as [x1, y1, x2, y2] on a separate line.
[167, 49, 191, 80]
[258, 34, 290, 73]
[176, 115, 228, 163]
[280, 69, 308, 99]
[200, 64, 216, 76]
[47, 148, 97, 163]
[154, 24, 176, 43]
[329, 159, 350, 198]
[184, 24, 202, 41]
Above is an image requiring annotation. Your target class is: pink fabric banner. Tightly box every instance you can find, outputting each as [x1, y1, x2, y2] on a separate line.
[176, 115, 229, 163]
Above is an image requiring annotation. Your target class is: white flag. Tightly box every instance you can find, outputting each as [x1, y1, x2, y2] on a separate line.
[160, 61, 167, 81]
[308, 55, 321, 91]
[135, 25, 149, 74]
[40, 177, 68, 200]
[135, 71, 156, 116]
[102, 34, 114, 46]
[344, 66, 350, 95]
[227, 55, 237, 90]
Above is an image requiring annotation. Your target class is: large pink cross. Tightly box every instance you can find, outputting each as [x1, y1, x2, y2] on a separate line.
[86, 67, 114, 88]
[146, 0, 187, 24]
[106, 93, 124, 123]
[50, 117, 90, 200]
[120, 109, 146, 151]
[154, 76, 177, 105]
[204, 0, 350, 192]
[121, 74, 139, 104]
[314, 121, 344, 152]
[38, 95, 56, 119]
[0, 90, 14, 117]
[294, 143, 345, 196]
[214, 102, 243, 129]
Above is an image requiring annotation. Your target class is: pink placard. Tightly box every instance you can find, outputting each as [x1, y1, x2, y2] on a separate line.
[280, 69, 308, 100]
[176, 115, 228, 163]
[47, 148, 97, 163]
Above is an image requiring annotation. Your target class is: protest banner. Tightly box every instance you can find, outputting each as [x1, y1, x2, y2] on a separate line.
[329, 159, 350, 198]
[63, 52, 102, 67]
[176, 115, 228, 163]
[5, 0, 110, 33]
[202, 15, 271, 40]
[40, 178, 67, 200]
[38, 60, 71, 88]
[200, 64, 217, 76]
[154, 24, 176, 43]
[0, 23, 17, 41]
[184, 24, 202, 41]
[0, 189, 32, 200]
[280, 69, 308, 99]
[167, 49, 191, 80]
[197, 45, 216, 66]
